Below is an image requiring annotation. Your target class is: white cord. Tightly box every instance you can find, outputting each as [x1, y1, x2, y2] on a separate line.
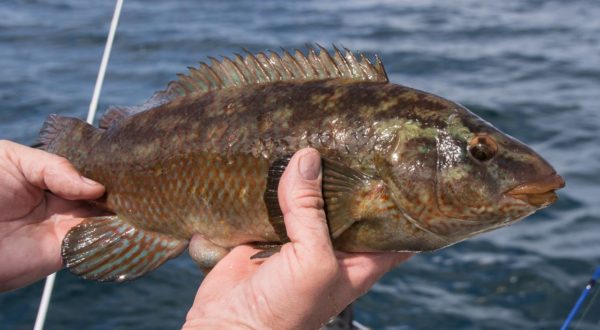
[33, 273, 55, 330]
[87, 0, 124, 125]
[352, 320, 371, 330]
[33, 1, 124, 329]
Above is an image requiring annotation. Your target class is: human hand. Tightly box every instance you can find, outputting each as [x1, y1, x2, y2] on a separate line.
[184, 148, 412, 330]
[0, 140, 105, 291]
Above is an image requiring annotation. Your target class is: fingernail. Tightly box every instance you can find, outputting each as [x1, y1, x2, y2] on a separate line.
[299, 151, 321, 180]
[81, 176, 101, 186]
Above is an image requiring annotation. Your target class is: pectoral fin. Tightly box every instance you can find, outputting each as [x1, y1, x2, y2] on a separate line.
[62, 216, 187, 282]
[263, 158, 291, 242]
[263, 156, 371, 240]
[321, 158, 372, 237]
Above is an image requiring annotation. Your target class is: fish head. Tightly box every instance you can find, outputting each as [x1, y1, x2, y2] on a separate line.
[380, 100, 564, 241]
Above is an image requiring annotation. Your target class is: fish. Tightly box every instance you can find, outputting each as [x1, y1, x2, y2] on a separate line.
[38, 46, 565, 282]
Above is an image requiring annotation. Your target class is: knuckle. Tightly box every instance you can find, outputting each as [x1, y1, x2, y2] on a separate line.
[291, 207, 326, 222]
[323, 253, 339, 271]
[292, 193, 324, 211]
[53, 156, 73, 170]
[46, 157, 75, 178]
[297, 252, 338, 285]
[316, 254, 340, 280]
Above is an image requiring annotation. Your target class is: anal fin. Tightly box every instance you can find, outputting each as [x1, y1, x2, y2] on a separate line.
[62, 216, 187, 282]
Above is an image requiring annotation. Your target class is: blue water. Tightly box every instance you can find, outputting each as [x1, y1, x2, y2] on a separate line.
[1, 0, 599, 329]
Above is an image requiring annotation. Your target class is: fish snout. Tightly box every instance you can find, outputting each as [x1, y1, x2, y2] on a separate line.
[505, 174, 565, 207]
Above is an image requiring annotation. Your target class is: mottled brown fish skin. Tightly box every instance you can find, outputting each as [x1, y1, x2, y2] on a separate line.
[74, 80, 428, 248]
[56, 79, 559, 256]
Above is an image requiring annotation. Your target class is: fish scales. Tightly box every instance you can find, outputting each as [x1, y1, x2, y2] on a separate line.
[83, 81, 423, 244]
[38, 47, 564, 282]
[89, 81, 414, 164]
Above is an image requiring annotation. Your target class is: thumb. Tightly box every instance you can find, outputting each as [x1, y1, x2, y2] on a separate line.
[278, 148, 332, 255]
[4, 141, 105, 200]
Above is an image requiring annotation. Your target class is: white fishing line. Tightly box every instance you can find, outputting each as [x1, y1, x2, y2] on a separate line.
[33, 1, 124, 329]
[33, 273, 55, 330]
[87, 0, 124, 125]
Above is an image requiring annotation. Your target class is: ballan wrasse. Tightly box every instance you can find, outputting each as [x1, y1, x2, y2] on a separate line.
[38, 46, 565, 282]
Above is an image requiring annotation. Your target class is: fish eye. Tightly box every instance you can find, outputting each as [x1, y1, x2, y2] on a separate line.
[468, 134, 498, 162]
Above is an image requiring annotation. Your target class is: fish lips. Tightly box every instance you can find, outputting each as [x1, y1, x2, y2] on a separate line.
[505, 174, 565, 207]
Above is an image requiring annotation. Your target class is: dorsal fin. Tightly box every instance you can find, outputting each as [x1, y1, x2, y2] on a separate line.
[99, 106, 134, 129]
[164, 45, 388, 100]
[98, 89, 172, 128]
[98, 46, 389, 127]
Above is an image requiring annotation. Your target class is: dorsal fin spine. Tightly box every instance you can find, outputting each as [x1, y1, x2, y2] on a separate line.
[331, 46, 350, 78]
[255, 53, 272, 82]
[175, 74, 193, 93]
[207, 57, 225, 86]
[159, 45, 388, 102]
[317, 44, 339, 78]
[261, 53, 286, 81]
[293, 49, 316, 79]
[206, 60, 226, 88]
[187, 73, 202, 91]
[268, 52, 286, 80]
[256, 52, 278, 81]
[223, 57, 246, 86]
[281, 49, 304, 79]
[359, 54, 373, 79]
[376, 55, 388, 81]
[343, 47, 364, 79]
[315, 47, 334, 78]
[372, 54, 387, 81]
[270, 51, 292, 80]
[189, 67, 210, 90]
[307, 48, 324, 78]
[244, 50, 270, 83]
[200, 62, 221, 89]
[231, 54, 250, 83]
[234, 53, 256, 84]
[167, 81, 185, 96]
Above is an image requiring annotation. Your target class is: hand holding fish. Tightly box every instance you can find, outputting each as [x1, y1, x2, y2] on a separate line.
[0, 140, 105, 291]
[184, 149, 411, 330]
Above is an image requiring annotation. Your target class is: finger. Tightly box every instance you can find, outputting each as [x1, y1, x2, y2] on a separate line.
[44, 192, 109, 237]
[44, 193, 109, 218]
[278, 148, 331, 254]
[209, 245, 261, 277]
[335, 252, 412, 301]
[0, 212, 86, 291]
[2, 140, 104, 200]
[197, 245, 261, 293]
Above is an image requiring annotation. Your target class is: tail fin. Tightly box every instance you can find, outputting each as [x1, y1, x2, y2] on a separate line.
[39, 114, 102, 160]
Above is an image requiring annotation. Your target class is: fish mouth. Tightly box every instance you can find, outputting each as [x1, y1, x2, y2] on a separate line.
[505, 174, 565, 207]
